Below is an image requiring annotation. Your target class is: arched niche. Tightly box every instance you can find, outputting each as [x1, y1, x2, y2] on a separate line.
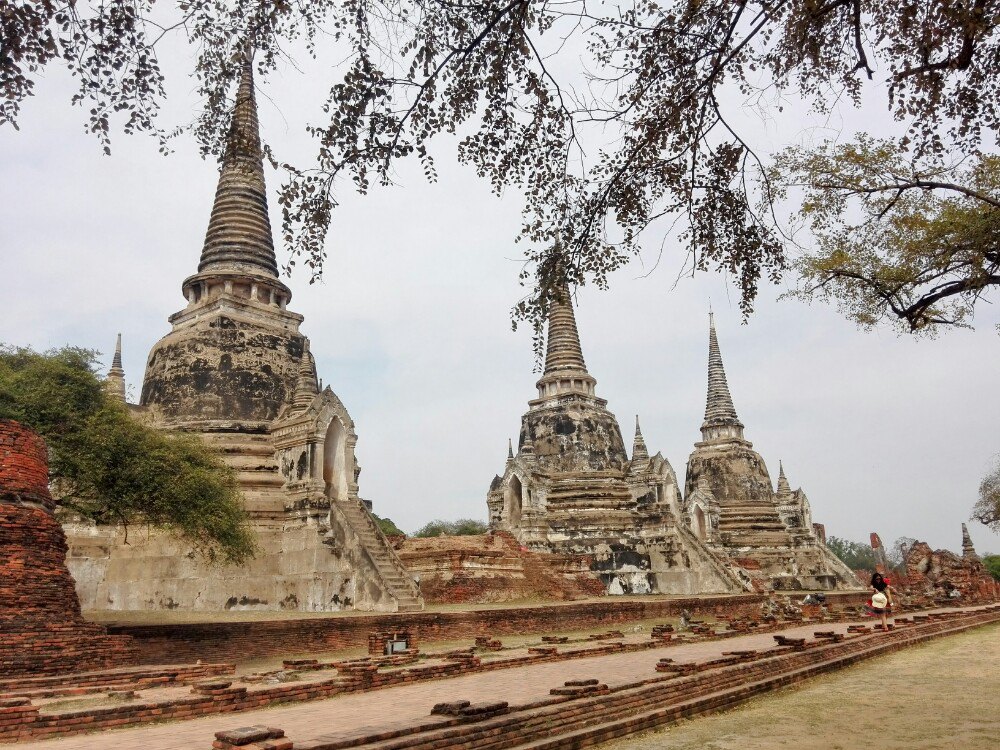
[505, 475, 523, 527]
[323, 418, 349, 501]
[692, 505, 707, 541]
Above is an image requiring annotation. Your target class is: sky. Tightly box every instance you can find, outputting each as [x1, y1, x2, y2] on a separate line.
[2, 31, 998, 555]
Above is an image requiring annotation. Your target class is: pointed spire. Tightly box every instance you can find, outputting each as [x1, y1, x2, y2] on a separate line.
[111, 333, 123, 370]
[507, 438, 514, 460]
[104, 333, 127, 403]
[776, 461, 792, 497]
[961, 523, 979, 560]
[631, 415, 650, 470]
[291, 340, 319, 411]
[197, 53, 278, 279]
[535, 283, 597, 400]
[543, 284, 587, 375]
[700, 312, 745, 442]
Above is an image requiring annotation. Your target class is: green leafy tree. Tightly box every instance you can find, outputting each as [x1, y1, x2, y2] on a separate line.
[776, 139, 1000, 333]
[826, 535, 877, 571]
[888, 537, 916, 574]
[0, 345, 256, 564]
[982, 554, 1000, 582]
[414, 518, 489, 538]
[5, 3, 1000, 338]
[973, 455, 1000, 531]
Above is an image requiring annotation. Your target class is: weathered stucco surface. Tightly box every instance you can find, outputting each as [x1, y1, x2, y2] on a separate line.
[141, 314, 305, 424]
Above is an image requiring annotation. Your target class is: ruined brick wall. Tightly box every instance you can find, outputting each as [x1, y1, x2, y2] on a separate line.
[0, 419, 138, 676]
[0, 419, 53, 509]
[397, 532, 603, 604]
[903, 541, 999, 602]
[105, 592, 852, 665]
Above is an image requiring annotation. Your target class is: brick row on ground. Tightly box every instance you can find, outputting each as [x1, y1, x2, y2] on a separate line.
[284, 607, 1000, 750]
[4, 605, 995, 744]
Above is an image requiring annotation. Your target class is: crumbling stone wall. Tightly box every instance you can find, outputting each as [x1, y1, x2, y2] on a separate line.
[397, 532, 604, 603]
[0, 419, 138, 676]
[903, 541, 999, 602]
[65, 503, 397, 612]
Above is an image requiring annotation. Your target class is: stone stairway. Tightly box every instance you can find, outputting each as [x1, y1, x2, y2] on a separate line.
[199, 431, 424, 611]
[335, 497, 424, 612]
[673, 523, 750, 592]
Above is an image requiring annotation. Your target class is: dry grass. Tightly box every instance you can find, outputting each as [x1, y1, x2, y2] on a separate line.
[606, 622, 1000, 750]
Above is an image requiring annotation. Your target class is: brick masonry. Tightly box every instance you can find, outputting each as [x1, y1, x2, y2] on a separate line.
[108, 593, 849, 665]
[0, 419, 138, 677]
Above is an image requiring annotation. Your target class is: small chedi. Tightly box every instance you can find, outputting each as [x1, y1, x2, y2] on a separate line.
[63, 60, 421, 613]
[487, 293, 858, 595]
[0, 419, 138, 676]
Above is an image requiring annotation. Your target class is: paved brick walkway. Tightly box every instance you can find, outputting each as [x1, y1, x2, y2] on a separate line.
[10, 612, 969, 750]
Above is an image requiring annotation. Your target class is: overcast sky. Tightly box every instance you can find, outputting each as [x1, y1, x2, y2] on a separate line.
[2, 35, 998, 555]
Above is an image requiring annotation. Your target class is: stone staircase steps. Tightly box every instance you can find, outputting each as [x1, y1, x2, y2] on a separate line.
[335, 499, 423, 612]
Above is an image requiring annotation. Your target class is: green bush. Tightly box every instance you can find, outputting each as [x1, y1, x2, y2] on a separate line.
[983, 554, 1000, 582]
[373, 514, 405, 537]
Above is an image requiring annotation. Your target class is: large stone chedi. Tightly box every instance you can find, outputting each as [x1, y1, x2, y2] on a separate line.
[64, 61, 422, 613]
[681, 315, 857, 591]
[487, 288, 744, 595]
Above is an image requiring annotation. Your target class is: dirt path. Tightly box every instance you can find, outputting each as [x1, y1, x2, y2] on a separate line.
[605, 622, 1000, 750]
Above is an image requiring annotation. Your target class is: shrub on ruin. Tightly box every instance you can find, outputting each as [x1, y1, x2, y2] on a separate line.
[983, 555, 1000, 582]
[0, 344, 257, 565]
[373, 514, 405, 537]
[413, 518, 489, 537]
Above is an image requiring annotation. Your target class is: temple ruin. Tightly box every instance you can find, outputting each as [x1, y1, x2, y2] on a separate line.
[62, 60, 422, 613]
[899, 525, 998, 603]
[487, 295, 860, 595]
